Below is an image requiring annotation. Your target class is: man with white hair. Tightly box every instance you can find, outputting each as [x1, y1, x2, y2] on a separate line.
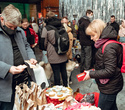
[0, 4, 37, 109]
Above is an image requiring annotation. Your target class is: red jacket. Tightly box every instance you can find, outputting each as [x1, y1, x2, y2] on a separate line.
[24, 28, 38, 46]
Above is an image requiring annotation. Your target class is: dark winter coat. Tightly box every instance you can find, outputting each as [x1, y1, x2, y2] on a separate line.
[78, 16, 94, 46]
[90, 25, 123, 95]
[107, 21, 119, 34]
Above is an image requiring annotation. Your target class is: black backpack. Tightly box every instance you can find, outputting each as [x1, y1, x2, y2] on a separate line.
[47, 25, 69, 55]
[38, 24, 45, 50]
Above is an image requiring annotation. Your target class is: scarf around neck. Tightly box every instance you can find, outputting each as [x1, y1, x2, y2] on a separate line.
[94, 38, 109, 48]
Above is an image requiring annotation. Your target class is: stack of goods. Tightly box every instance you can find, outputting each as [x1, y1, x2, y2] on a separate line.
[13, 82, 47, 110]
[65, 103, 101, 110]
[45, 85, 72, 105]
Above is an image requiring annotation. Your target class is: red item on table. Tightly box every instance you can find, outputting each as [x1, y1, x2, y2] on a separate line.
[46, 95, 64, 106]
[76, 72, 86, 82]
[75, 92, 99, 107]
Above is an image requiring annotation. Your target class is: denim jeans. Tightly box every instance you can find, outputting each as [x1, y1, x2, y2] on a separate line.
[80, 45, 92, 72]
[51, 61, 68, 87]
[119, 37, 125, 43]
[42, 51, 48, 63]
[98, 92, 118, 110]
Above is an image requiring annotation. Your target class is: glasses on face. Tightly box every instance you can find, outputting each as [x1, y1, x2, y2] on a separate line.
[21, 22, 29, 29]
[22, 23, 29, 27]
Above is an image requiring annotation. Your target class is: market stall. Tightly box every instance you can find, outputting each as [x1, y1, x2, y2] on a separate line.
[13, 83, 101, 110]
[13, 61, 101, 110]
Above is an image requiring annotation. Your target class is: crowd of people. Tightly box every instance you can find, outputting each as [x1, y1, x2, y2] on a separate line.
[0, 4, 124, 110]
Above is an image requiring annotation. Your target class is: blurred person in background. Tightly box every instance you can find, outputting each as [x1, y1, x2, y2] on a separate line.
[21, 18, 38, 53]
[31, 19, 39, 34]
[61, 16, 73, 60]
[61, 16, 74, 84]
[107, 15, 119, 34]
[78, 9, 94, 72]
[118, 20, 125, 43]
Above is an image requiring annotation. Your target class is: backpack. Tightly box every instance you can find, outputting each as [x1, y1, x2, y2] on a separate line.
[102, 40, 125, 73]
[38, 24, 46, 50]
[46, 25, 69, 55]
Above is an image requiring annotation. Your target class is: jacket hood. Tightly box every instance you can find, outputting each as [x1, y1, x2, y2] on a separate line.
[100, 25, 117, 39]
[45, 17, 62, 28]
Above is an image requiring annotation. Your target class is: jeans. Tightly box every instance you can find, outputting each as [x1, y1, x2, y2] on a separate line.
[119, 37, 125, 43]
[51, 61, 68, 87]
[80, 45, 92, 72]
[98, 92, 118, 110]
[42, 51, 48, 63]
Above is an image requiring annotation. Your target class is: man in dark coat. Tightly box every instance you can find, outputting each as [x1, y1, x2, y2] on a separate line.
[78, 10, 94, 72]
[107, 15, 119, 34]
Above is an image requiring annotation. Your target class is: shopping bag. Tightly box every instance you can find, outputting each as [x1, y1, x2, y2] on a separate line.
[13, 82, 47, 110]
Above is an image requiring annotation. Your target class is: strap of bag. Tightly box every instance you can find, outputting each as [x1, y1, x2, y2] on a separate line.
[102, 40, 121, 54]
[121, 43, 125, 65]
[47, 25, 57, 30]
[46, 25, 57, 47]
[102, 40, 125, 71]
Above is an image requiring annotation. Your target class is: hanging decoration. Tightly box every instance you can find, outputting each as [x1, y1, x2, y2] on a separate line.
[59, 0, 125, 23]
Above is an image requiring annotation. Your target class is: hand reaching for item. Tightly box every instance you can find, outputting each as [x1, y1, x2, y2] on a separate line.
[83, 70, 90, 81]
[29, 58, 37, 65]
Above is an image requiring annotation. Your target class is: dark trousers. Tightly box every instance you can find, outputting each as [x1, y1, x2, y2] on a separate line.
[0, 71, 31, 110]
[51, 62, 68, 87]
[0, 90, 15, 110]
[98, 92, 118, 110]
[80, 45, 92, 72]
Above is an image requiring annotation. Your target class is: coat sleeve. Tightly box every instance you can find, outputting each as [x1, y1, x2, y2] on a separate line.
[90, 44, 120, 79]
[66, 32, 73, 59]
[41, 27, 48, 49]
[0, 61, 11, 79]
[32, 29, 38, 44]
[30, 28, 38, 44]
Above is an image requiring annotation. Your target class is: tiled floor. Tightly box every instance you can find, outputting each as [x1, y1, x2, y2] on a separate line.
[35, 46, 125, 110]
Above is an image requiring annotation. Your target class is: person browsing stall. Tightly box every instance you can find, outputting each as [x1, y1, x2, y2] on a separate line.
[21, 18, 38, 53]
[0, 4, 37, 110]
[84, 19, 123, 110]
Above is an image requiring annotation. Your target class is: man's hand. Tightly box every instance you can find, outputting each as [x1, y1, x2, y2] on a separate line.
[9, 65, 27, 75]
[29, 58, 37, 65]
